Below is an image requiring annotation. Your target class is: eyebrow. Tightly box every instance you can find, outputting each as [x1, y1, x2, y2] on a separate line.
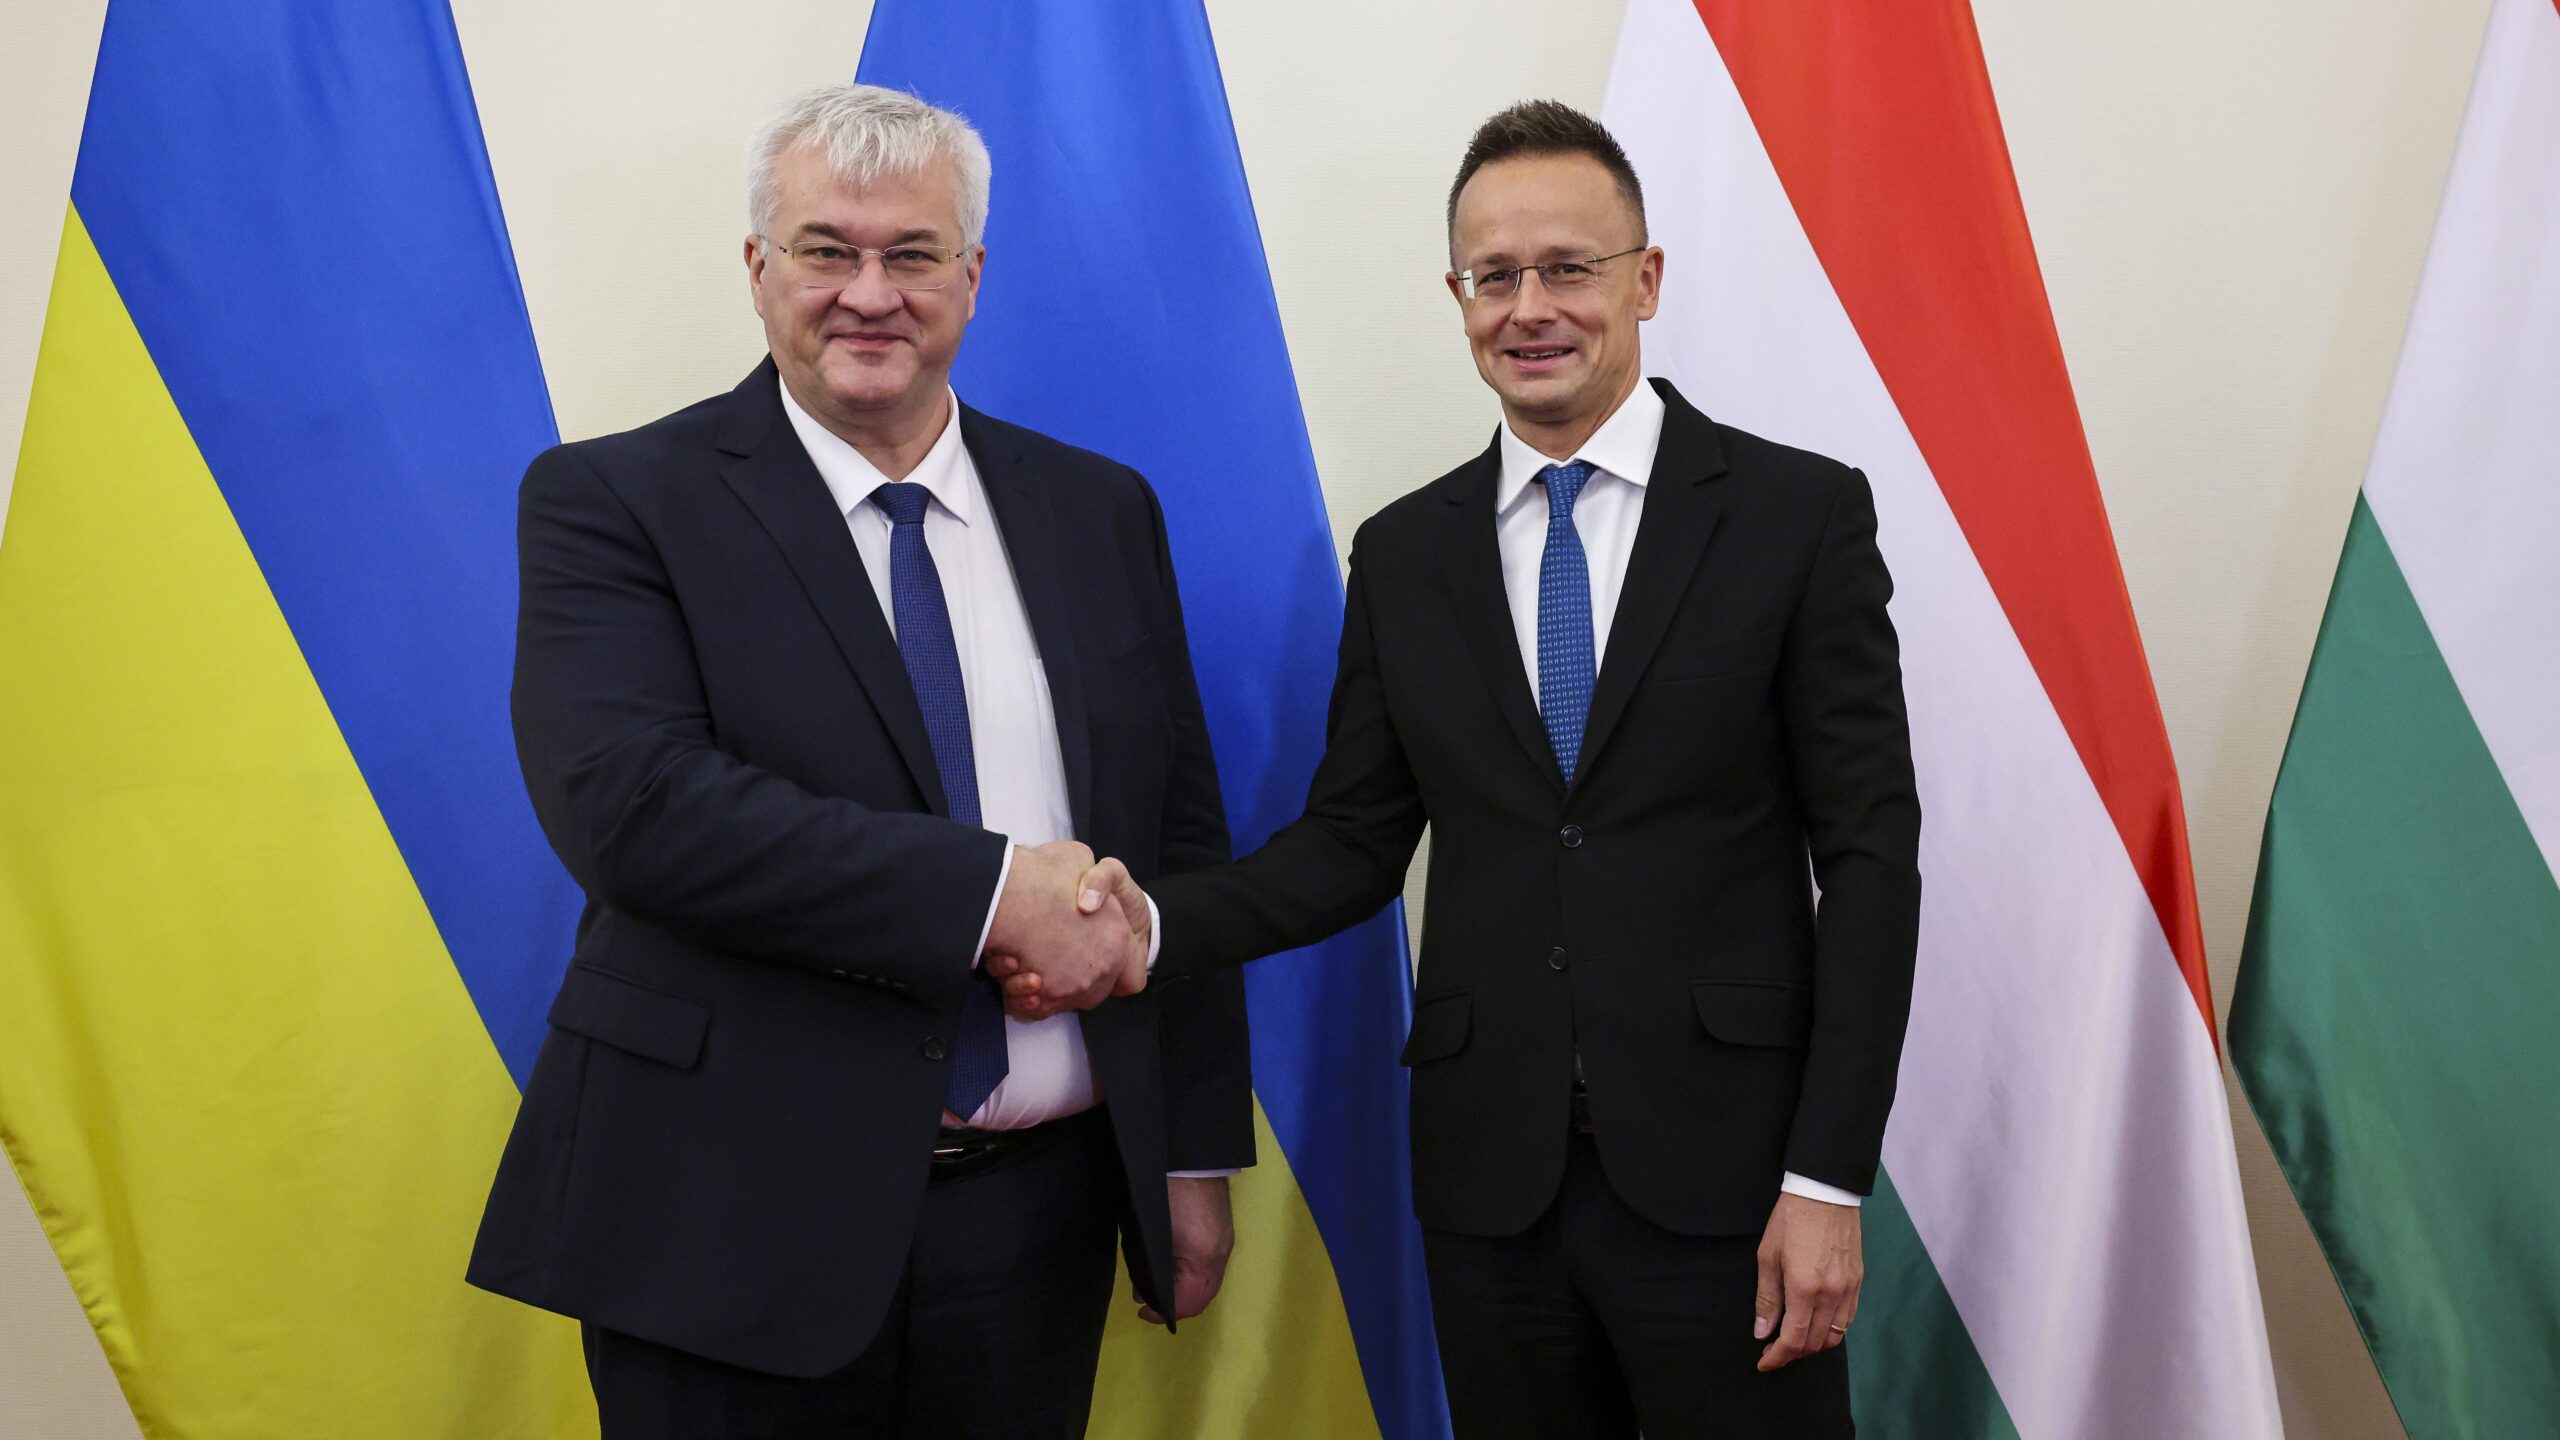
[792, 221, 950, 246]
[1463, 243, 1629, 268]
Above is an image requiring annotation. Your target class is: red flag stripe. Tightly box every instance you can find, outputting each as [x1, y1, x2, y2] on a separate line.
[1690, 0, 2215, 1036]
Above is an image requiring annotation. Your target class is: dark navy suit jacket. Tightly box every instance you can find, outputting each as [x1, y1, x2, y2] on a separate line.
[468, 361, 1253, 1376]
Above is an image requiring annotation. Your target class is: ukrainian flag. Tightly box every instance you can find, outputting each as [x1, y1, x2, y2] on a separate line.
[0, 1, 594, 1434]
[858, 5, 1453, 1438]
[3, 2, 1447, 1435]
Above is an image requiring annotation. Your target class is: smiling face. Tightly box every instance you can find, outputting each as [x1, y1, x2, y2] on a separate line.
[745, 143, 982, 439]
[1447, 151, 1661, 451]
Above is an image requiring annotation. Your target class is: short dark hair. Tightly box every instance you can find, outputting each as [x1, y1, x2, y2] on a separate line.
[1447, 100, 1647, 240]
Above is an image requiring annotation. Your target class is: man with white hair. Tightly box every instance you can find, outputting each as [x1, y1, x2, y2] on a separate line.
[467, 84, 1255, 1437]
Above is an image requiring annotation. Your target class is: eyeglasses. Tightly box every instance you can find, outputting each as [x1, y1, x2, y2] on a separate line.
[1455, 247, 1648, 302]
[761, 236, 965, 291]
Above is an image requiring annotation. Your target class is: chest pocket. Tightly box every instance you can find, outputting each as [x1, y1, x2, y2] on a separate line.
[1086, 633, 1167, 744]
[1655, 625, 1784, 685]
[1099, 635, 1157, 680]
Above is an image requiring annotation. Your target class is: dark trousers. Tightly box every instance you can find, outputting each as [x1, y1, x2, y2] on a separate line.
[584, 1108, 1122, 1440]
[1424, 1132, 1853, 1440]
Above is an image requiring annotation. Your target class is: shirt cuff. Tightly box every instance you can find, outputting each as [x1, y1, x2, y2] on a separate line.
[1168, 1170, 1239, 1180]
[1145, 893, 1162, 972]
[1780, 1172, 1862, 1207]
[971, 840, 1015, 970]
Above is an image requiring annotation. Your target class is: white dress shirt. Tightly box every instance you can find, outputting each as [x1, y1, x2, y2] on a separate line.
[779, 382, 1097, 1132]
[1495, 380, 1859, 1210]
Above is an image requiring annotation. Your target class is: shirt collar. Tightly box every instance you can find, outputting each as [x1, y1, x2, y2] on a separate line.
[1494, 378, 1669, 518]
[776, 376, 979, 528]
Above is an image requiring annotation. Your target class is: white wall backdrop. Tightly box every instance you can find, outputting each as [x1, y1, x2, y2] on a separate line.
[1, 1, 2492, 1435]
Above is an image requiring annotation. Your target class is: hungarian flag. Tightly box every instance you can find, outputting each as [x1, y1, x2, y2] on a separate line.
[1602, 3, 2283, 1435]
[2232, 0, 2560, 1435]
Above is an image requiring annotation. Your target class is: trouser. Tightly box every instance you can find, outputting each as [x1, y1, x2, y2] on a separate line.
[584, 1107, 1122, 1440]
[1424, 1129, 1854, 1440]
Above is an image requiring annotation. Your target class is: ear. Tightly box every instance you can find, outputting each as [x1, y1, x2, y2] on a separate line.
[960, 243, 985, 324]
[1633, 245, 1664, 323]
[745, 234, 770, 320]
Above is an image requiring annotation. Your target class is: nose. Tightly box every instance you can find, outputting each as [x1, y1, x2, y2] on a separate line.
[833, 254, 904, 316]
[1508, 267, 1563, 324]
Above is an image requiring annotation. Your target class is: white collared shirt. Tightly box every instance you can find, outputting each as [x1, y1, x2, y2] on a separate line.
[778, 381, 1094, 1132]
[1494, 378, 1668, 705]
[1494, 379, 1859, 1211]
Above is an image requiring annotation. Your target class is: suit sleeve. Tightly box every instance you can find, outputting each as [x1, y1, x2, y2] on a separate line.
[511, 444, 1005, 1016]
[1133, 479, 1257, 1172]
[1152, 530, 1429, 977]
[1777, 468, 1923, 1194]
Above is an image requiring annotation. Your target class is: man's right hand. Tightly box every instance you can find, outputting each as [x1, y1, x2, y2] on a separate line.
[981, 840, 1146, 1015]
[988, 856, 1151, 1020]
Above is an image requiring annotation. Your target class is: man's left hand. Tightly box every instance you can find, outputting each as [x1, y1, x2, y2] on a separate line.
[1140, 1175, 1235, 1325]
[1753, 1191, 1861, 1371]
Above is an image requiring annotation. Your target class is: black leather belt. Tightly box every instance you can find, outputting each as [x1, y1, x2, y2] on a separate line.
[931, 1105, 1104, 1178]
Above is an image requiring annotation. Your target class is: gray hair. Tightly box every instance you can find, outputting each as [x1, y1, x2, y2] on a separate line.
[746, 84, 993, 249]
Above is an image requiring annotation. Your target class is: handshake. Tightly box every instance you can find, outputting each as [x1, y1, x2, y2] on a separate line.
[980, 840, 1152, 1021]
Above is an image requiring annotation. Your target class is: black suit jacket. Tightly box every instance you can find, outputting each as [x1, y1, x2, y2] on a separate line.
[1156, 380, 1917, 1239]
[467, 361, 1253, 1376]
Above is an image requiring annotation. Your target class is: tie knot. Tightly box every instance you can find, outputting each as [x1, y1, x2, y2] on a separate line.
[871, 481, 931, 526]
[1538, 461, 1596, 518]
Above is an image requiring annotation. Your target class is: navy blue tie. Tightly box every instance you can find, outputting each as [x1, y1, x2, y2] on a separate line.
[1535, 461, 1598, 781]
[871, 481, 1008, 1119]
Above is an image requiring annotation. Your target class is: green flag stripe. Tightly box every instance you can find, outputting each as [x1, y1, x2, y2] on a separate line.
[1851, 1169, 2023, 1439]
[2232, 495, 2560, 1440]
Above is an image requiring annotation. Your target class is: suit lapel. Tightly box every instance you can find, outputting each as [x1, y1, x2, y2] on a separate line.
[715, 363, 950, 816]
[1577, 385, 1729, 787]
[1435, 439, 1567, 793]
[964, 406, 1096, 843]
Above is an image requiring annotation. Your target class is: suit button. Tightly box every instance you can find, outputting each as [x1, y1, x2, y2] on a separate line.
[1559, 825, 1584, 848]
[922, 1037, 949, 1062]
[1548, 947, 1569, 972]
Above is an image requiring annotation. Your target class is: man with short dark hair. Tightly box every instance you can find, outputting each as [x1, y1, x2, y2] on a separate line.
[466, 83, 1254, 1438]
[1008, 99, 1920, 1437]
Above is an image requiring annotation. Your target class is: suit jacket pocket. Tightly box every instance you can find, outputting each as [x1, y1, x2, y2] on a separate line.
[1100, 634, 1159, 679]
[1656, 626, 1785, 684]
[1400, 994, 1472, 1067]
[548, 964, 711, 1070]
[1692, 980, 1810, 1049]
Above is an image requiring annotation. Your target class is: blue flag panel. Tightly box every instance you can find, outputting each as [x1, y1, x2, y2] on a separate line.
[856, 7, 1449, 1437]
[860, 5, 1454, 1424]
[69, 0, 581, 1081]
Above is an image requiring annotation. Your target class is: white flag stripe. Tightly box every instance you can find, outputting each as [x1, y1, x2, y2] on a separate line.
[2362, 0, 2560, 875]
[1603, 2, 2280, 1435]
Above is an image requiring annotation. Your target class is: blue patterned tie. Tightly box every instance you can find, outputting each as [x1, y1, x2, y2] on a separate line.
[1535, 461, 1598, 781]
[871, 482, 1008, 1119]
